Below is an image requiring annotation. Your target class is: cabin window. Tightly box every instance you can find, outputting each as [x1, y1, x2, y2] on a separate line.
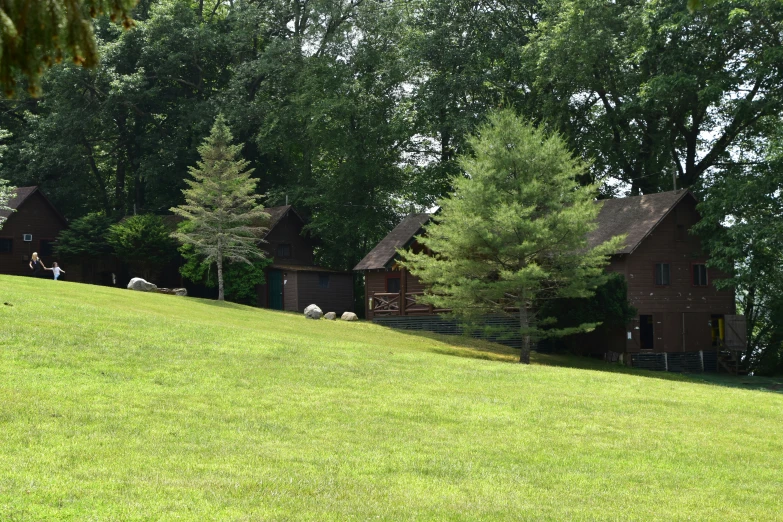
[693, 264, 708, 286]
[276, 243, 291, 258]
[39, 239, 55, 257]
[676, 224, 687, 241]
[318, 273, 330, 289]
[386, 275, 401, 293]
[654, 263, 670, 286]
[0, 238, 12, 253]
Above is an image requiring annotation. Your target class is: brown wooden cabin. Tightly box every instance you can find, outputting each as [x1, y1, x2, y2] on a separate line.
[354, 191, 742, 370]
[0, 186, 69, 278]
[256, 206, 354, 314]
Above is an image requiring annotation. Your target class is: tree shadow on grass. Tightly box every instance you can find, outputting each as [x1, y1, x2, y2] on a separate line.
[388, 327, 783, 393]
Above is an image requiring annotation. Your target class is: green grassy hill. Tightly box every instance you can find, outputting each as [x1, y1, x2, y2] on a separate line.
[1, 275, 781, 521]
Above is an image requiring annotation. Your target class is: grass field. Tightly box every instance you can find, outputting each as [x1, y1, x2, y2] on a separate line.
[1, 275, 781, 521]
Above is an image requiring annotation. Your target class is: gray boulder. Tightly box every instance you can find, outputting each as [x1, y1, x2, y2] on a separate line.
[304, 304, 323, 320]
[324, 312, 337, 320]
[173, 288, 188, 296]
[127, 277, 157, 292]
[341, 312, 358, 321]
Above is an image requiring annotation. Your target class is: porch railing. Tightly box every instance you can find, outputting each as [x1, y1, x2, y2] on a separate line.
[370, 291, 451, 316]
[371, 291, 521, 316]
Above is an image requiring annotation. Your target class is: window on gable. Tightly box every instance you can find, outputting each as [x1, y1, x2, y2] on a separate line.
[276, 243, 291, 258]
[654, 263, 670, 286]
[0, 238, 12, 253]
[693, 264, 708, 286]
[676, 224, 687, 241]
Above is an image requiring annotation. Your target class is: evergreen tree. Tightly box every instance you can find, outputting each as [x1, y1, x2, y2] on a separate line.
[171, 115, 268, 302]
[0, 0, 137, 96]
[402, 109, 624, 364]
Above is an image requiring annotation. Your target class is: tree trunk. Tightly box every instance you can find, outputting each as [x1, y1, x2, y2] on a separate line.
[519, 298, 531, 364]
[217, 257, 225, 301]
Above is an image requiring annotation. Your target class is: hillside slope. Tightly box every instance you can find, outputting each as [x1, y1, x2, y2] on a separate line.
[0, 275, 781, 521]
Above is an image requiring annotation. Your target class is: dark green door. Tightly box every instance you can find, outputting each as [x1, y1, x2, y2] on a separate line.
[268, 269, 283, 310]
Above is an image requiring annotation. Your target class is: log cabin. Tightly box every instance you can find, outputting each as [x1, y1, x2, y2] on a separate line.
[256, 205, 354, 314]
[0, 186, 68, 278]
[354, 190, 743, 370]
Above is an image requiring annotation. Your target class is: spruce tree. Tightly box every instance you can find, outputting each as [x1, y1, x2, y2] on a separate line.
[171, 115, 268, 301]
[402, 109, 624, 363]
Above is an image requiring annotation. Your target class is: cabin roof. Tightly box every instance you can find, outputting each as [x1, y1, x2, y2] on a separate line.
[353, 190, 696, 271]
[353, 213, 432, 271]
[0, 186, 68, 224]
[270, 263, 347, 274]
[587, 190, 695, 254]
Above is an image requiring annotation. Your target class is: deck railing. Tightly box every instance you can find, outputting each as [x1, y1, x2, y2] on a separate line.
[370, 291, 451, 316]
[371, 291, 521, 316]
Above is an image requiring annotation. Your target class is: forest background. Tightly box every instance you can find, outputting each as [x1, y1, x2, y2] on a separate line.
[0, 0, 781, 370]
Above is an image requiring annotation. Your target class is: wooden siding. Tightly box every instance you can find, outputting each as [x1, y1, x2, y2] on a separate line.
[0, 192, 67, 278]
[296, 272, 354, 314]
[364, 269, 425, 319]
[264, 211, 315, 266]
[620, 196, 735, 353]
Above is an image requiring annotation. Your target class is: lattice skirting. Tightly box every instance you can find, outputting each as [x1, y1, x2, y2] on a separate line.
[631, 351, 718, 373]
[372, 315, 524, 349]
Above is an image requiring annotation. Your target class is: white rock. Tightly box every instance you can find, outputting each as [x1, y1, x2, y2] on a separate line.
[127, 277, 157, 292]
[324, 312, 337, 320]
[173, 288, 188, 296]
[341, 312, 358, 321]
[304, 304, 323, 320]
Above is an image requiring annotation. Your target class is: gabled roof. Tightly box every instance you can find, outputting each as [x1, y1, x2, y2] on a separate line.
[353, 190, 696, 271]
[587, 190, 695, 254]
[263, 205, 306, 237]
[0, 186, 68, 224]
[353, 213, 431, 271]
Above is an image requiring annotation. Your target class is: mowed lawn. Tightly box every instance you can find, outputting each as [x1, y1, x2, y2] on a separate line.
[0, 276, 781, 521]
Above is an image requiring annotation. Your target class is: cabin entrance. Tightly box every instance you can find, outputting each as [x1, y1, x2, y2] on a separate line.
[268, 269, 284, 310]
[640, 315, 654, 350]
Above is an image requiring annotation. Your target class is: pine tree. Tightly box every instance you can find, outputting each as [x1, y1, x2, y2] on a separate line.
[402, 109, 624, 363]
[0, 0, 136, 96]
[171, 115, 268, 301]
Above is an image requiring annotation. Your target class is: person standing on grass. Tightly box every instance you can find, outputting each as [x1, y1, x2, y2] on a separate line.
[45, 262, 65, 280]
[29, 252, 46, 277]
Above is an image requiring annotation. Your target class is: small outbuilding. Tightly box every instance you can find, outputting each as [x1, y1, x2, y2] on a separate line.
[256, 206, 354, 315]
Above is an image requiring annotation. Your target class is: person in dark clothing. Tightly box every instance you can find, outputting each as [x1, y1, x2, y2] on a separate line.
[29, 252, 46, 277]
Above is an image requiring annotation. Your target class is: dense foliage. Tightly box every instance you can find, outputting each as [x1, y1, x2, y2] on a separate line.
[107, 214, 177, 280]
[0, 0, 137, 95]
[402, 110, 623, 363]
[54, 212, 115, 259]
